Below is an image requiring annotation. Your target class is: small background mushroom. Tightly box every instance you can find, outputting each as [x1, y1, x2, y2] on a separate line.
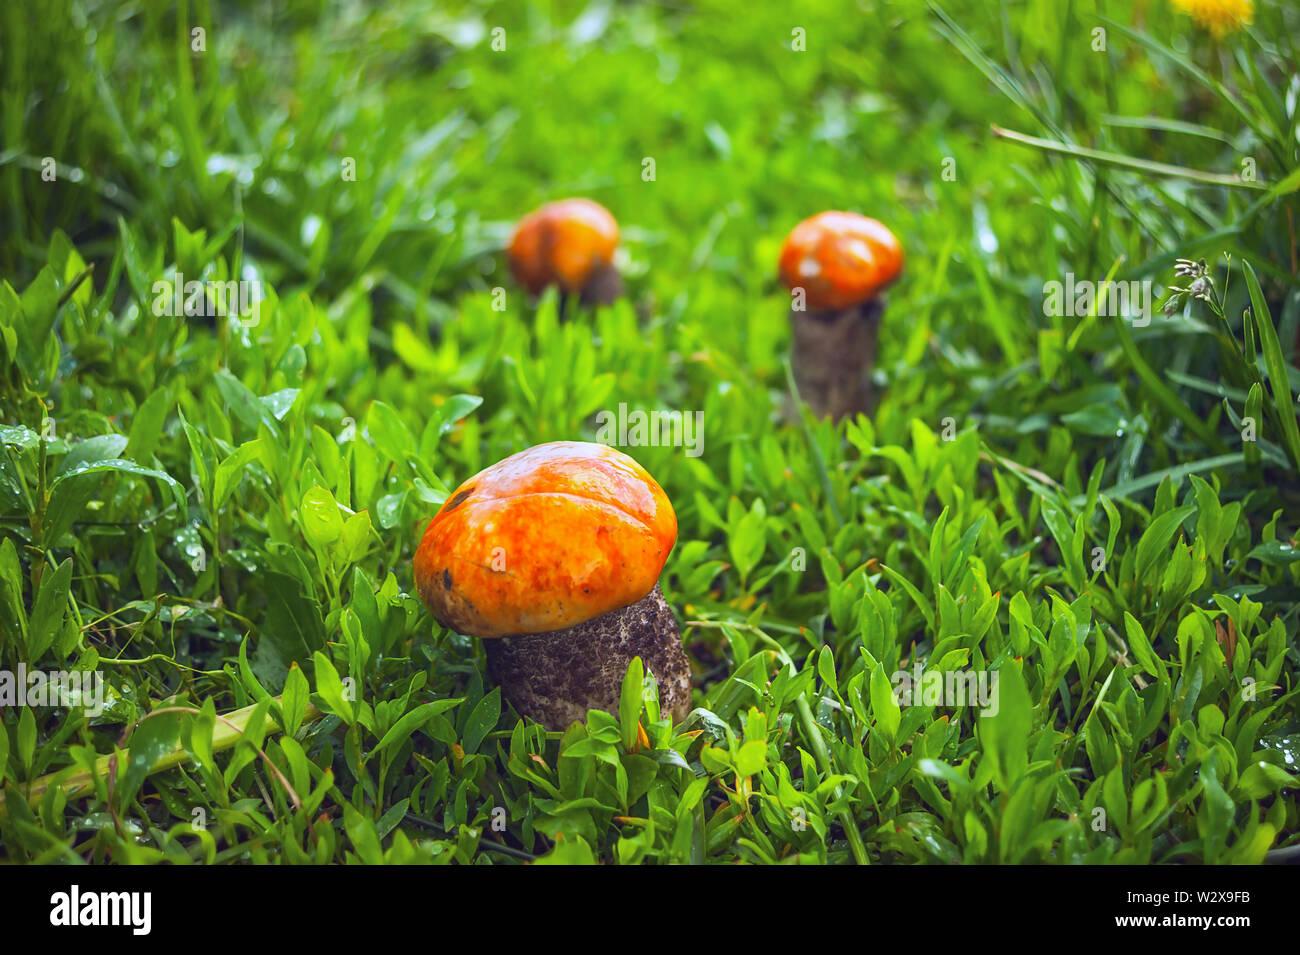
[778, 211, 904, 421]
[507, 198, 623, 307]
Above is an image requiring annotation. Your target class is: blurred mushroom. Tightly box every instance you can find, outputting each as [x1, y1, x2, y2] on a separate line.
[778, 211, 904, 420]
[507, 198, 623, 306]
[414, 441, 690, 730]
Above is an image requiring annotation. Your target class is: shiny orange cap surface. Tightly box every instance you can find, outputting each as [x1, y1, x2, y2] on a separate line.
[507, 199, 620, 294]
[415, 441, 676, 637]
[778, 211, 903, 310]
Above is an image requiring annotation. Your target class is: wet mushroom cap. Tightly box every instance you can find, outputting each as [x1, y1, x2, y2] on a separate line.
[414, 441, 676, 638]
[507, 199, 620, 295]
[778, 211, 903, 310]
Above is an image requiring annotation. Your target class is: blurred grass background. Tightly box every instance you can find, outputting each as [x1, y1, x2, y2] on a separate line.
[4, 0, 1297, 474]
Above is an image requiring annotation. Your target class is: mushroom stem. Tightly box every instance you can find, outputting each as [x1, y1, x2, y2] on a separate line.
[789, 298, 883, 421]
[578, 261, 623, 306]
[483, 583, 690, 731]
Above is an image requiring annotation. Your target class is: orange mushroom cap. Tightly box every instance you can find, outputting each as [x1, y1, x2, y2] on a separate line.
[415, 441, 676, 638]
[507, 199, 620, 295]
[778, 211, 903, 311]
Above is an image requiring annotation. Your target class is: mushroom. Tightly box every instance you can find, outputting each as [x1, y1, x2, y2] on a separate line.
[414, 441, 690, 730]
[778, 211, 904, 420]
[507, 198, 623, 307]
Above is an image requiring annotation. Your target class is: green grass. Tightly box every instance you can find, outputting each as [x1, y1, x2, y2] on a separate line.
[0, 0, 1297, 864]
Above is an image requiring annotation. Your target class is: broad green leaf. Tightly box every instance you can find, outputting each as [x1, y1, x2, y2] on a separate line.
[535, 835, 597, 865]
[462, 687, 501, 754]
[281, 662, 310, 737]
[312, 651, 355, 724]
[27, 558, 72, 661]
[55, 435, 128, 477]
[1134, 505, 1196, 583]
[373, 699, 462, 756]
[120, 710, 183, 805]
[870, 663, 901, 745]
[619, 656, 645, 752]
[213, 439, 264, 510]
[300, 486, 343, 548]
[734, 739, 767, 777]
[979, 661, 1030, 791]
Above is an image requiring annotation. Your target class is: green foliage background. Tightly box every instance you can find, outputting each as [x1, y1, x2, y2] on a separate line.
[0, 0, 1297, 863]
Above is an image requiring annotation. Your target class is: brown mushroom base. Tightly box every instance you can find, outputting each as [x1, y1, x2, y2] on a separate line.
[789, 299, 883, 421]
[578, 262, 623, 306]
[483, 583, 691, 731]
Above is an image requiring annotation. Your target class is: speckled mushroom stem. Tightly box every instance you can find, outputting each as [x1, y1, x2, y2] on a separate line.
[789, 298, 883, 421]
[578, 261, 623, 306]
[483, 583, 690, 732]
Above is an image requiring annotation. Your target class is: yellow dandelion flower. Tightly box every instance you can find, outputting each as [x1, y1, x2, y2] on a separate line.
[1171, 0, 1255, 38]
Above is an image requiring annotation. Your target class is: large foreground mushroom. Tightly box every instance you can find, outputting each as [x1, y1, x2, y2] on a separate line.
[778, 211, 903, 420]
[414, 441, 691, 730]
[507, 198, 623, 306]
